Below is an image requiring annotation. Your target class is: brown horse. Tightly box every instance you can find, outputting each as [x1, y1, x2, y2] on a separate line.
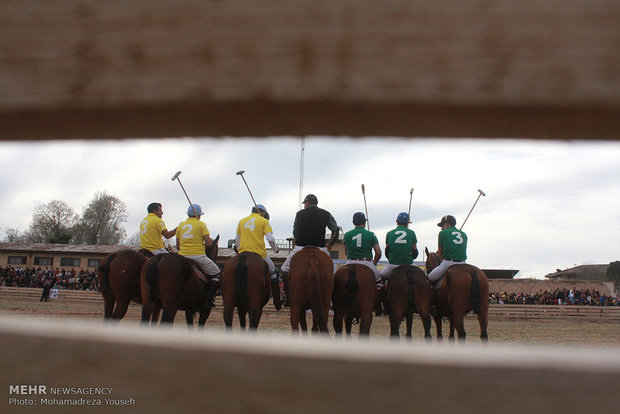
[98, 249, 147, 321]
[221, 251, 272, 331]
[288, 246, 334, 334]
[140, 235, 220, 327]
[425, 247, 489, 342]
[332, 264, 376, 337]
[385, 265, 433, 341]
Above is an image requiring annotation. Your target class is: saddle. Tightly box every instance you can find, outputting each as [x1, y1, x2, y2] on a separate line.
[185, 259, 211, 284]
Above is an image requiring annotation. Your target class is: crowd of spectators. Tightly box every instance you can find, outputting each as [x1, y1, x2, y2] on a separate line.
[490, 288, 618, 306]
[0, 266, 98, 291]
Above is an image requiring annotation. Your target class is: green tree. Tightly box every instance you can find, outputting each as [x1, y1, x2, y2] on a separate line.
[607, 261, 620, 285]
[25, 200, 78, 243]
[75, 191, 128, 245]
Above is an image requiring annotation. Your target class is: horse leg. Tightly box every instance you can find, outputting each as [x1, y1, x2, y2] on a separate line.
[140, 304, 152, 325]
[359, 313, 372, 338]
[299, 309, 308, 333]
[450, 313, 466, 342]
[223, 305, 234, 331]
[160, 305, 178, 326]
[185, 311, 194, 329]
[478, 311, 489, 342]
[289, 305, 301, 334]
[102, 293, 114, 320]
[433, 313, 443, 342]
[151, 306, 161, 325]
[332, 309, 344, 336]
[388, 313, 401, 340]
[197, 308, 210, 327]
[237, 308, 247, 331]
[405, 313, 413, 342]
[248, 308, 262, 331]
[112, 299, 130, 320]
[420, 313, 433, 342]
[345, 315, 354, 337]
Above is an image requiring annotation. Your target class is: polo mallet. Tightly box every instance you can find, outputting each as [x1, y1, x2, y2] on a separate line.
[236, 170, 260, 213]
[460, 189, 486, 230]
[361, 184, 370, 230]
[171, 171, 199, 218]
[407, 188, 414, 221]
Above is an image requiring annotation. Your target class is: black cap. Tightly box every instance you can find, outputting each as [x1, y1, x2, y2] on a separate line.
[303, 194, 318, 205]
[352, 212, 366, 225]
[438, 215, 457, 227]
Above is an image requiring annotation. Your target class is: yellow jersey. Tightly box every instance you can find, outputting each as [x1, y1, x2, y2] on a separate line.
[177, 217, 210, 256]
[139, 213, 167, 251]
[236, 213, 273, 258]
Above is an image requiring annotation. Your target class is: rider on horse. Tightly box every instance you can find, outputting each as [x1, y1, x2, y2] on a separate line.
[280, 194, 339, 303]
[427, 215, 468, 286]
[176, 204, 222, 304]
[343, 212, 382, 287]
[380, 212, 419, 280]
[139, 202, 177, 255]
[234, 204, 281, 303]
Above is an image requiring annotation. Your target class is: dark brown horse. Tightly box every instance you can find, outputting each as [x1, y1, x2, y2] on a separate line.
[288, 246, 334, 334]
[332, 264, 376, 337]
[140, 235, 220, 327]
[425, 247, 489, 342]
[98, 249, 147, 321]
[221, 251, 273, 331]
[385, 265, 433, 341]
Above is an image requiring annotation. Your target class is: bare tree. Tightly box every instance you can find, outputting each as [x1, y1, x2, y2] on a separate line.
[25, 200, 78, 244]
[0, 226, 24, 242]
[76, 191, 128, 245]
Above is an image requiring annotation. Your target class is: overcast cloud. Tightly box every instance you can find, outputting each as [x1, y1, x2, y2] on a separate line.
[1, 137, 618, 279]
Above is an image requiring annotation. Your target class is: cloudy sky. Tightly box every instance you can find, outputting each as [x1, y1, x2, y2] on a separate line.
[1, 137, 618, 279]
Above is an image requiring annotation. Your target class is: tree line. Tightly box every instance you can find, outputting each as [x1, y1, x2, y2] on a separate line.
[1, 191, 129, 245]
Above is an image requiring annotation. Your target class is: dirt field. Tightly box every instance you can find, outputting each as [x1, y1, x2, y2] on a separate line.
[2, 299, 619, 345]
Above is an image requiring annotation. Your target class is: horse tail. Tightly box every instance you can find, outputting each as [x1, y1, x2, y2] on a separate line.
[470, 270, 481, 314]
[145, 255, 164, 303]
[234, 254, 249, 306]
[308, 253, 327, 330]
[405, 267, 416, 310]
[345, 265, 359, 310]
[97, 253, 116, 293]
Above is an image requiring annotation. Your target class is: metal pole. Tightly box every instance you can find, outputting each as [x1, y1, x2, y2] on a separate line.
[460, 189, 486, 230]
[171, 171, 198, 217]
[361, 184, 370, 230]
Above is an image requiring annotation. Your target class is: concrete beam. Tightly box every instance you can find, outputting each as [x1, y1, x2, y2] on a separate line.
[1, 1, 618, 139]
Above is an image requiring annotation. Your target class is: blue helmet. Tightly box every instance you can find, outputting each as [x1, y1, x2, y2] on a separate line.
[187, 204, 203, 217]
[396, 212, 410, 224]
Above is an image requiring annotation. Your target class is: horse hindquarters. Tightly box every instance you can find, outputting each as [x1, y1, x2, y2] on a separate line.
[307, 257, 328, 333]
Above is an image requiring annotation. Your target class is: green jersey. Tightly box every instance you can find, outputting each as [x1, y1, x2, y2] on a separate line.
[344, 227, 379, 259]
[385, 225, 417, 265]
[438, 226, 467, 261]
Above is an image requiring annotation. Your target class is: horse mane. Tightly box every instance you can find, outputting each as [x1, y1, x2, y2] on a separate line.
[234, 253, 248, 306]
[97, 253, 117, 293]
[345, 265, 359, 310]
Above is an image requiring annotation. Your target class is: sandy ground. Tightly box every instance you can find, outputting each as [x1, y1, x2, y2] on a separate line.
[1, 299, 619, 345]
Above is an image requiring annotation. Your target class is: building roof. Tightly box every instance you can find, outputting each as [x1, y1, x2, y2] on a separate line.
[0, 242, 133, 255]
[545, 264, 609, 280]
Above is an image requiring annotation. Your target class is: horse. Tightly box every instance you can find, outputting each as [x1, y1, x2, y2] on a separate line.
[221, 251, 273, 331]
[424, 247, 489, 342]
[385, 265, 433, 341]
[288, 246, 334, 334]
[332, 264, 376, 337]
[97, 249, 148, 321]
[140, 235, 220, 327]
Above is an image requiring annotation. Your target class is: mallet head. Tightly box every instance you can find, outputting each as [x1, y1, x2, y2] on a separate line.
[171, 171, 182, 181]
[478, 189, 486, 196]
[236, 170, 245, 176]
